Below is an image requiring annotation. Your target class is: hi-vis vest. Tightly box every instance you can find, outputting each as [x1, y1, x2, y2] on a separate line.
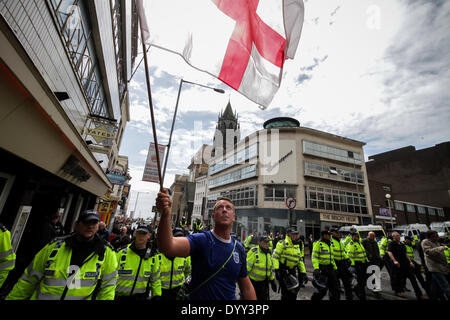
[444, 247, 450, 265]
[115, 244, 161, 297]
[312, 240, 337, 270]
[272, 236, 306, 272]
[404, 243, 415, 262]
[346, 241, 369, 266]
[379, 237, 392, 257]
[247, 246, 275, 282]
[6, 236, 118, 300]
[158, 253, 191, 289]
[0, 224, 16, 288]
[331, 237, 348, 261]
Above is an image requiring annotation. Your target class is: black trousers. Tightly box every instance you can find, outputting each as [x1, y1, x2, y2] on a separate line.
[250, 279, 270, 300]
[311, 265, 340, 301]
[354, 262, 368, 300]
[391, 265, 423, 298]
[335, 260, 354, 300]
[279, 268, 300, 300]
[161, 287, 181, 300]
[411, 261, 429, 295]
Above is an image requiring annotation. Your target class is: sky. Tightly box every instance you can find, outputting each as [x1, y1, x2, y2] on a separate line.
[119, 0, 450, 219]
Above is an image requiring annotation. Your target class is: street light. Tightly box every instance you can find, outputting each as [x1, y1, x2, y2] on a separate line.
[161, 79, 225, 184]
[385, 193, 394, 229]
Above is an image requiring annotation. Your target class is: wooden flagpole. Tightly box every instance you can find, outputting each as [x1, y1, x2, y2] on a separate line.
[138, 9, 164, 193]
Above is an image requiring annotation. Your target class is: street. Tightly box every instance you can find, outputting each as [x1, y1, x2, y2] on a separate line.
[240, 248, 426, 301]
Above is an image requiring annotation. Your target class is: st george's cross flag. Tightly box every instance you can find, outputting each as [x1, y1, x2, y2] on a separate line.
[136, 0, 305, 108]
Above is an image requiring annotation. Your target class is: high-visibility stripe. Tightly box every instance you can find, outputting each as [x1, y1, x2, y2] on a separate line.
[118, 275, 149, 282]
[161, 278, 184, 288]
[101, 270, 118, 282]
[44, 278, 97, 287]
[37, 292, 87, 300]
[116, 285, 146, 294]
[160, 270, 184, 277]
[100, 278, 117, 288]
[0, 249, 14, 259]
[0, 259, 15, 270]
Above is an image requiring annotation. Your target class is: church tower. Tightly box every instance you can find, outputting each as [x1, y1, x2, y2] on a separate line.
[211, 101, 240, 158]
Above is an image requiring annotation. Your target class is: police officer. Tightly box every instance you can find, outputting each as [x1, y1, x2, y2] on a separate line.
[192, 219, 203, 234]
[404, 235, 429, 296]
[6, 210, 118, 300]
[330, 228, 353, 300]
[0, 223, 15, 289]
[272, 227, 307, 300]
[246, 236, 277, 300]
[311, 230, 340, 300]
[244, 231, 259, 252]
[343, 227, 357, 247]
[115, 223, 161, 300]
[346, 232, 369, 300]
[158, 227, 191, 300]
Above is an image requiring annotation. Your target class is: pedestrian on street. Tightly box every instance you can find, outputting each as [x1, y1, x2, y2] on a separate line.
[115, 223, 161, 300]
[362, 231, 382, 268]
[330, 228, 353, 300]
[6, 210, 118, 300]
[311, 230, 340, 301]
[379, 231, 394, 290]
[404, 236, 429, 296]
[156, 191, 256, 300]
[244, 231, 258, 252]
[35, 210, 65, 253]
[272, 226, 307, 300]
[158, 227, 191, 300]
[346, 232, 369, 300]
[388, 232, 427, 300]
[421, 230, 450, 299]
[111, 226, 131, 251]
[246, 236, 277, 300]
[97, 221, 110, 243]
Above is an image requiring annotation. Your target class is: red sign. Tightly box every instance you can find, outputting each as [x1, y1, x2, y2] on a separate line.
[286, 197, 296, 209]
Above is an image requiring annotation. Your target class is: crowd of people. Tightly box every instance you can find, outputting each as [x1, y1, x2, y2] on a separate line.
[0, 192, 449, 301]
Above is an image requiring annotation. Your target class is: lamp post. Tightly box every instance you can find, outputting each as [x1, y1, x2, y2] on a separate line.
[161, 79, 225, 184]
[385, 193, 394, 229]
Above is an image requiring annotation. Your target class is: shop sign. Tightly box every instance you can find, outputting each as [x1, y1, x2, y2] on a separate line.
[106, 168, 127, 185]
[320, 212, 359, 224]
[86, 125, 117, 145]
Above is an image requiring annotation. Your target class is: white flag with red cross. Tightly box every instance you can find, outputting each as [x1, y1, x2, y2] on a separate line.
[136, 0, 305, 108]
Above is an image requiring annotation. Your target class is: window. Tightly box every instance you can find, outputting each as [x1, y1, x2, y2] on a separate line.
[427, 207, 435, 216]
[304, 161, 364, 185]
[305, 185, 368, 214]
[264, 186, 297, 202]
[394, 202, 404, 211]
[209, 164, 257, 188]
[417, 206, 426, 214]
[329, 167, 338, 175]
[437, 208, 445, 217]
[207, 185, 257, 210]
[209, 144, 257, 175]
[302, 141, 362, 165]
[406, 204, 415, 213]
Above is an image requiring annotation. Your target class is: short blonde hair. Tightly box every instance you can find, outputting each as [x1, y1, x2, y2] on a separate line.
[213, 197, 234, 211]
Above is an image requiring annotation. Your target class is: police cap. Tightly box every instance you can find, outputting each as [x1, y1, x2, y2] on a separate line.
[173, 227, 184, 237]
[136, 223, 152, 233]
[77, 210, 100, 223]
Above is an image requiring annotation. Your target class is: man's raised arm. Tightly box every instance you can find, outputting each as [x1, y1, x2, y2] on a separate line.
[156, 190, 190, 257]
